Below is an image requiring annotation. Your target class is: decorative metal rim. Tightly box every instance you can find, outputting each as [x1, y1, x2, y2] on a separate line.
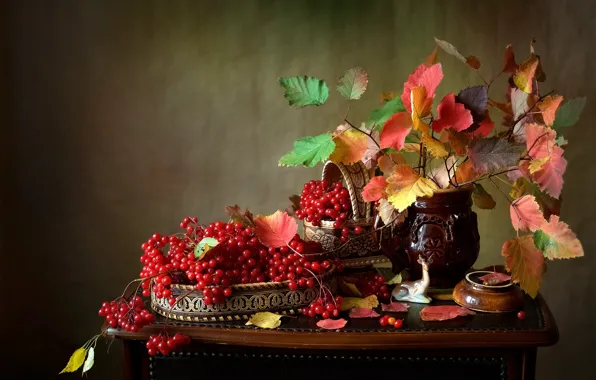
[341, 255, 390, 268]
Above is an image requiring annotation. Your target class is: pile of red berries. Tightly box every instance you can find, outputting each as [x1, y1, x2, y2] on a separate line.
[302, 294, 343, 319]
[98, 295, 155, 332]
[341, 272, 391, 300]
[295, 180, 352, 227]
[146, 332, 191, 356]
[379, 315, 403, 328]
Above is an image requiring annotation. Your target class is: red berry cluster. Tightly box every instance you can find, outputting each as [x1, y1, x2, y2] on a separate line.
[339, 225, 363, 243]
[295, 180, 352, 228]
[98, 296, 155, 332]
[146, 332, 190, 356]
[379, 315, 403, 328]
[342, 272, 391, 300]
[302, 294, 343, 319]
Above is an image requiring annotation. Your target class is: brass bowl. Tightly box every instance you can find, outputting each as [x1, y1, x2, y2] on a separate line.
[453, 270, 524, 313]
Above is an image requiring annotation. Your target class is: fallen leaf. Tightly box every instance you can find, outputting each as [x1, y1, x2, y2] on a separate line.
[225, 204, 255, 227]
[454, 160, 479, 184]
[384, 272, 403, 285]
[349, 308, 381, 318]
[380, 112, 412, 151]
[60, 347, 87, 374]
[317, 318, 348, 330]
[330, 129, 368, 164]
[468, 137, 522, 175]
[537, 95, 564, 126]
[279, 76, 329, 107]
[279, 133, 336, 168]
[472, 183, 496, 209]
[502, 235, 544, 298]
[386, 164, 439, 212]
[552, 97, 586, 132]
[479, 272, 511, 285]
[503, 44, 517, 74]
[362, 176, 388, 202]
[337, 67, 368, 100]
[513, 55, 539, 93]
[340, 295, 379, 311]
[82, 347, 94, 374]
[338, 278, 363, 297]
[246, 312, 283, 329]
[401, 64, 443, 113]
[420, 305, 476, 321]
[194, 237, 219, 259]
[533, 215, 584, 259]
[466, 55, 481, 69]
[254, 211, 298, 248]
[381, 302, 410, 312]
[431, 93, 474, 133]
[457, 85, 488, 121]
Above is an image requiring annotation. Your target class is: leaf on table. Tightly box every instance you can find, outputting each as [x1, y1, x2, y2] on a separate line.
[279, 133, 336, 168]
[349, 307, 381, 318]
[194, 237, 219, 259]
[340, 295, 379, 311]
[502, 235, 544, 298]
[533, 215, 584, 259]
[537, 95, 564, 127]
[381, 302, 410, 312]
[457, 85, 488, 121]
[424, 45, 439, 66]
[362, 176, 388, 202]
[279, 76, 329, 107]
[513, 55, 539, 93]
[510, 195, 546, 232]
[429, 156, 457, 189]
[254, 210, 298, 248]
[431, 93, 473, 133]
[380, 112, 412, 151]
[466, 55, 481, 70]
[330, 129, 367, 164]
[472, 183, 496, 209]
[503, 44, 518, 74]
[246, 312, 283, 329]
[367, 97, 406, 128]
[60, 347, 87, 374]
[420, 305, 476, 321]
[434, 37, 467, 64]
[225, 204, 256, 227]
[386, 164, 439, 212]
[454, 160, 479, 185]
[338, 278, 363, 297]
[337, 67, 368, 100]
[468, 137, 522, 175]
[384, 272, 403, 285]
[478, 272, 511, 285]
[471, 110, 495, 138]
[552, 97, 586, 132]
[401, 63, 443, 113]
[317, 318, 348, 330]
[82, 347, 94, 374]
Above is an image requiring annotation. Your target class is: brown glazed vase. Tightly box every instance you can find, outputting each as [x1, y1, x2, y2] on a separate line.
[386, 186, 480, 288]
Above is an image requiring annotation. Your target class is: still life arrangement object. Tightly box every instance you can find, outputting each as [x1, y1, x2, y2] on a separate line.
[61, 37, 585, 376]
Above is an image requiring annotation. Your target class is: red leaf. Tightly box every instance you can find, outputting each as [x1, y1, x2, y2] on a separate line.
[254, 211, 298, 248]
[537, 95, 564, 127]
[362, 176, 388, 202]
[420, 306, 476, 321]
[401, 63, 443, 113]
[381, 302, 410, 312]
[503, 44, 517, 74]
[431, 93, 473, 133]
[380, 112, 412, 151]
[471, 110, 495, 138]
[525, 123, 556, 160]
[349, 308, 381, 318]
[316, 318, 348, 330]
[524, 124, 567, 199]
[510, 195, 546, 232]
[479, 272, 511, 285]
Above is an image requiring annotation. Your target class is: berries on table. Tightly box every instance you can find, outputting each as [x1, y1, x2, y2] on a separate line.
[378, 314, 403, 329]
[517, 310, 526, 320]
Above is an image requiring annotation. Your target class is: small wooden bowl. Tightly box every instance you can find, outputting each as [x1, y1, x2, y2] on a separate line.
[453, 271, 524, 313]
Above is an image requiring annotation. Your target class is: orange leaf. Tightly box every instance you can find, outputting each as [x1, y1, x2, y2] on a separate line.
[513, 55, 539, 93]
[421, 132, 448, 158]
[466, 55, 481, 70]
[424, 46, 439, 67]
[502, 44, 517, 74]
[537, 95, 564, 126]
[401, 63, 443, 113]
[454, 160, 478, 184]
[502, 235, 544, 298]
[330, 129, 367, 164]
[254, 211, 298, 248]
[387, 164, 439, 211]
[411, 85, 433, 119]
[431, 93, 473, 133]
[537, 215, 584, 259]
[362, 176, 388, 202]
[380, 112, 412, 151]
[378, 153, 406, 175]
[510, 195, 546, 232]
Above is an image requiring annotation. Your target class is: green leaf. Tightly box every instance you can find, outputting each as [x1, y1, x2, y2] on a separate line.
[279, 76, 329, 107]
[552, 97, 586, 132]
[367, 97, 406, 130]
[533, 230, 556, 253]
[337, 67, 368, 100]
[279, 133, 336, 167]
[194, 237, 219, 259]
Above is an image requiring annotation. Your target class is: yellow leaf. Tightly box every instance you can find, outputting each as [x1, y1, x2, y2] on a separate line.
[404, 143, 421, 153]
[385, 272, 403, 285]
[60, 347, 87, 374]
[246, 312, 283, 329]
[387, 164, 439, 212]
[502, 235, 544, 298]
[529, 156, 550, 174]
[330, 129, 368, 164]
[513, 55, 539, 93]
[421, 132, 448, 158]
[510, 177, 530, 199]
[82, 347, 94, 374]
[340, 295, 379, 311]
[338, 278, 362, 297]
[411, 85, 432, 119]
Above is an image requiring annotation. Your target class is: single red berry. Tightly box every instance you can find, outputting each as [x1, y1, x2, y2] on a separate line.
[379, 315, 389, 326]
[393, 319, 403, 329]
[517, 310, 526, 320]
[353, 226, 363, 234]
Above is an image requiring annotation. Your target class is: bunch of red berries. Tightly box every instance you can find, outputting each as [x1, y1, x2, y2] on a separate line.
[295, 180, 352, 228]
[379, 315, 403, 328]
[302, 294, 343, 319]
[341, 272, 391, 300]
[98, 295, 155, 332]
[146, 332, 191, 356]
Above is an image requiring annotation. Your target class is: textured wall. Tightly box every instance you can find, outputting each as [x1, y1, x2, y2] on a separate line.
[5, 0, 596, 378]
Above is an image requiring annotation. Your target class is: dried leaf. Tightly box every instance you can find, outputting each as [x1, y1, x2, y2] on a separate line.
[362, 127, 382, 169]
[510, 195, 546, 232]
[337, 67, 368, 100]
[225, 204, 256, 227]
[434, 37, 467, 63]
[60, 347, 87, 374]
[420, 305, 476, 321]
[362, 176, 388, 202]
[513, 55, 539, 93]
[380, 112, 412, 151]
[526, 146, 566, 199]
[246, 312, 283, 329]
[472, 183, 496, 209]
[502, 235, 544, 298]
[330, 129, 368, 164]
[468, 137, 522, 175]
[503, 44, 518, 74]
[466, 55, 481, 69]
[194, 237, 219, 259]
[431, 93, 474, 133]
[479, 272, 511, 285]
[349, 308, 381, 318]
[377, 199, 405, 226]
[525, 123, 556, 160]
[82, 347, 94, 374]
[401, 64, 443, 113]
[279, 133, 336, 168]
[510, 178, 561, 219]
[279, 76, 329, 107]
[537, 95, 564, 126]
[457, 86, 488, 121]
[317, 318, 348, 330]
[340, 295, 379, 311]
[381, 302, 410, 312]
[386, 164, 439, 212]
[378, 153, 406, 175]
[454, 160, 479, 184]
[254, 210, 298, 248]
[442, 129, 470, 156]
[534, 215, 584, 259]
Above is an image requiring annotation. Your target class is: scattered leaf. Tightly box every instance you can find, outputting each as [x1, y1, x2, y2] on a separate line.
[510, 195, 546, 232]
[279, 76, 329, 107]
[479, 272, 511, 285]
[380, 112, 412, 151]
[472, 183, 496, 209]
[503, 44, 517, 74]
[552, 97, 586, 132]
[431, 93, 474, 133]
[340, 295, 379, 311]
[454, 160, 479, 184]
[60, 347, 87, 374]
[434, 37, 467, 64]
[502, 235, 544, 298]
[537, 95, 564, 126]
[194, 237, 219, 259]
[225, 204, 255, 227]
[385, 273, 403, 285]
[367, 97, 406, 128]
[317, 318, 348, 330]
[534, 215, 584, 259]
[386, 164, 439, 212]
[349, 308, 381, 318]
[381, 302, 410, 312]
[468, 137, 522, 175]
[337, 67, 368, 100]
[457, 86, 488, 121]
[362, 176, 388, 202]
[82, 347, 94, 374]
[279, 133, 336, 168]
[466, 55, 481, 69]
[246, 312, 283, 329]
[513, 55, 539, 93]
[420, 305, 476, 321]
[401, 63, 443, 113]
[254, 210, 298, 248]
[424, 45, 439, 66]
[330, 129, 367, 164]
[339, 278, 363, 297]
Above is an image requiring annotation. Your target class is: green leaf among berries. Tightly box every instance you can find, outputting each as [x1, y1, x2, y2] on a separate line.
[337, 67, 368, 100]
[194, 237, 219, 259]
[279, 133, 336, 167]
[279, 76, 329, 107]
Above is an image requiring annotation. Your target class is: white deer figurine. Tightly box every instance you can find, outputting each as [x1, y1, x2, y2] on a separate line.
[391, 255, 432, 304]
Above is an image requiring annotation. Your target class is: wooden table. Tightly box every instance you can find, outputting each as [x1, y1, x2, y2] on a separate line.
[106, 295, 558, 380]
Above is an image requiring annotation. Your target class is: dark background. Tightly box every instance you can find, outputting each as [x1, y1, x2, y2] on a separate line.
[2, 0, 595, 378]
